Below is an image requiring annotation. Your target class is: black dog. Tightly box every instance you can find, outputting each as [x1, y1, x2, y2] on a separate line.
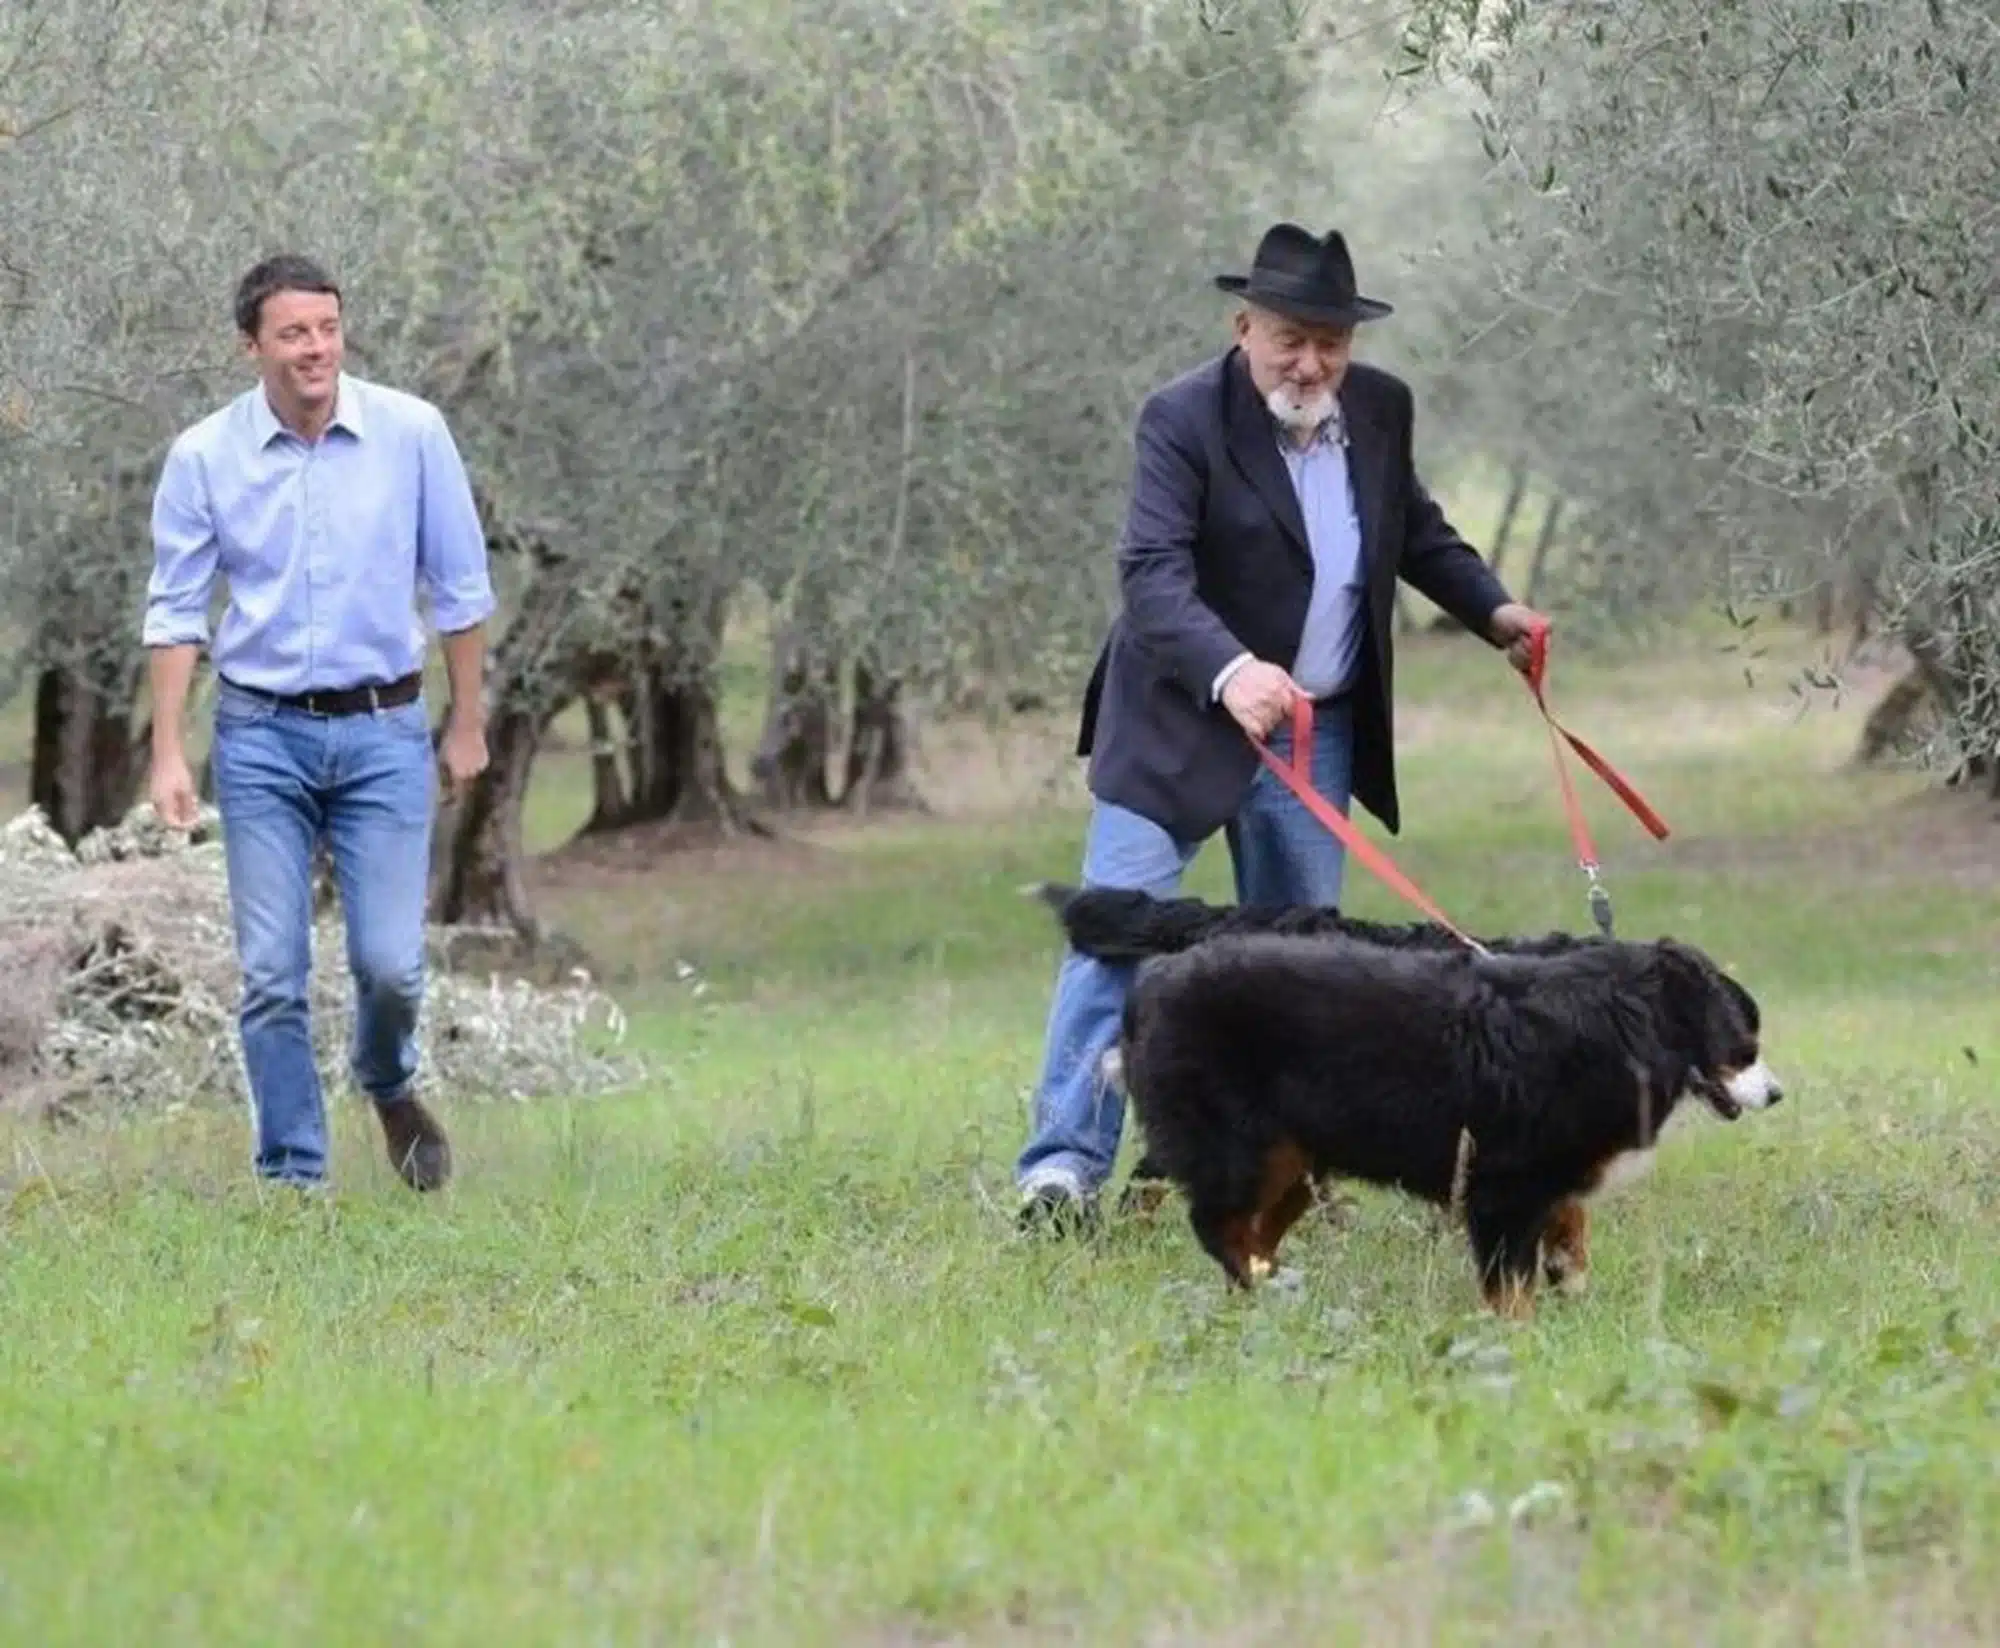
[1098, 924, 1779, 1315]
[1032, 882, 1603, 1211]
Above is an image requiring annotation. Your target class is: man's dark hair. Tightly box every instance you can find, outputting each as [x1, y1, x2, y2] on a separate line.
[234, 254, 341, 338]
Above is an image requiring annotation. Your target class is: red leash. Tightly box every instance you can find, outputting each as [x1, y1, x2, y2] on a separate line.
[1517, 617, 1670, 936]
[1251, 620, 1671, 946]
[1252, 697, 1492, 955]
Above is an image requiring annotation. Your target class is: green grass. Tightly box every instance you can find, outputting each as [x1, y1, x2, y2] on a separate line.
[5, 625, 2000, 1644]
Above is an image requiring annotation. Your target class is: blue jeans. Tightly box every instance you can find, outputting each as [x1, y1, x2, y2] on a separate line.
[1016, 697, 1356, 1194]
[209, 680, 437, 1184]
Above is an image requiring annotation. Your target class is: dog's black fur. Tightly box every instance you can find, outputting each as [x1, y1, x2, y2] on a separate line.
[1031, 882, 1634, 1197]
[1035, 882, 1591, 965]
[1102, 924, 1774, 1312]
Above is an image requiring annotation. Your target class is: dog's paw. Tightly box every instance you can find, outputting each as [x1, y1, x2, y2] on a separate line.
[1117, 1179, 1174, 1220]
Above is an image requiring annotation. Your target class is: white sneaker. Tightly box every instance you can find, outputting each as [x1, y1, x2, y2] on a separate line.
[1016, 1163, 1095, 1233]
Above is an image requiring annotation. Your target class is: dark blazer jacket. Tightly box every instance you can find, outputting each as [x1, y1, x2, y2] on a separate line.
[1077, 346, 1513, 843]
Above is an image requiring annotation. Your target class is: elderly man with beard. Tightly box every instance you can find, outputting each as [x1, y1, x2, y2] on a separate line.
[1015, 222, 1549, 1231]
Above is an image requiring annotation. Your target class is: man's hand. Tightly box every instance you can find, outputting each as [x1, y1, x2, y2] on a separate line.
[1220, 658, 1304, 741]
[1487, 602, 1550, 677]
[146, 643, 202, 829]
[439, 711, 489, 800]
[149, 747, 200, 831]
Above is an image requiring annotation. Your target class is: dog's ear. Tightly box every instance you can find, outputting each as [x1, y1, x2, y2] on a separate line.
[1652, 936, 1714, 988]
[1652, 936, 1764, 1052]
[1649, 936, 1722, 1027]
[1717, 965, 1761, 1035]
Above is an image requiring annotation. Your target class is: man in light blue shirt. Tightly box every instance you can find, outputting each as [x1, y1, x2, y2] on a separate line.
[143, 253, 497, 1193]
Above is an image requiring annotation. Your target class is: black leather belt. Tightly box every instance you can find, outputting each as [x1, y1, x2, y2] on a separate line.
[221, 671, 423, 717]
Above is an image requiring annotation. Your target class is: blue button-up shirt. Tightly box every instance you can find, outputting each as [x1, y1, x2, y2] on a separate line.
[1278, 408, 1366, 700]
[142, 372, 496, 694]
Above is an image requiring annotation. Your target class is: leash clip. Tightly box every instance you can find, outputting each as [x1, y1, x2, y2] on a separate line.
[1583, 863, 1615, 938]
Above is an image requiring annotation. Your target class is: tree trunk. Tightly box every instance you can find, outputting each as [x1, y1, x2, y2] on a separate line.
[614, 658, 765, 833]
[1429, 461, 1528, 633]
[1854, 666, 1934, 765]
[578, 589, 769, 841]
[1522, 493, 1566, 608]
[1853, 615, 1989, 776]
[1487, 462, 1528, 581]
[428, 696, 556, 938]
[30, 665, 144, 845]
[837, 343, 927, 817]
[426, 550, 591, 941]
[582, 694, 629, 831]
[842, 662, 926, 815]
[750, 622, 838, 810]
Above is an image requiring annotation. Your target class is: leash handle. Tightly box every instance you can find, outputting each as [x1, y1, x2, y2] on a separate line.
[1256, 697, 1490, 956]
[1517, 616, 1671, 939]
[1519, 617, 1671, 842]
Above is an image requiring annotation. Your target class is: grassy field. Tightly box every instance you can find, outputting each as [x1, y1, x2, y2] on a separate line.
[4, 621, 1999, 1644]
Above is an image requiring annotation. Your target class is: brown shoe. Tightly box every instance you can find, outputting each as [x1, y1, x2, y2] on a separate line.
[377, 1095, 452, 1191]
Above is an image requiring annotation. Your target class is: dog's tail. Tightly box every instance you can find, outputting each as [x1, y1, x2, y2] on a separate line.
[1025, 881, 1355, 961]
[1024, 882, 1248, 961]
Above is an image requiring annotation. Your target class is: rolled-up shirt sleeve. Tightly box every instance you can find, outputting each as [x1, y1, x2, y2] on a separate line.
[417, 407, 497, 634]
[142, 438, 219, 648]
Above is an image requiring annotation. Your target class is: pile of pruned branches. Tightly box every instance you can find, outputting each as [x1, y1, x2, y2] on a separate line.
[0, 802, 645, 1120]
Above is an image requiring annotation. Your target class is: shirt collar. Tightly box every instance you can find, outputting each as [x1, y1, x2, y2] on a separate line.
[250, 372, 364, 445]
[328, 374, 364, 438]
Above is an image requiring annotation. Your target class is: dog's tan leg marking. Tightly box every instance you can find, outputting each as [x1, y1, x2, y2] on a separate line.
[1219, 1214, 1261, 1286]
[1246, 1139, 1314, 1275]
[1483, 1271, 1537, 1321]
[1541, 1199, 1591, 1296]
[1258, 1179, 1317, 1257]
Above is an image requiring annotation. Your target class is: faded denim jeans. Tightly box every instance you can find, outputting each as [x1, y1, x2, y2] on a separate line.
[1015, 695, 1356, 1198]
[209, 679, 436, 1184]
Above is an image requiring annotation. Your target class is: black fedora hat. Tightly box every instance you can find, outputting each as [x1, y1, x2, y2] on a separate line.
[1214, 222, 1393, 327]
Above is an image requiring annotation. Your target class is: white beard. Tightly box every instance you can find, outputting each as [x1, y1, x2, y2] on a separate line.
[1266, 383, 1336, 436]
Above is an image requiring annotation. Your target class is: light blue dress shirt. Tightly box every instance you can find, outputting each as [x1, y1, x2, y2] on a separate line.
[1210, 407, 1368, 705]
[1277, 409, 1366, 700]
[143, 372, 496, 695]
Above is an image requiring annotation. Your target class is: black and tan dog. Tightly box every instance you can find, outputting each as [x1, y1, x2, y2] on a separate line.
[1036, 882, 1597, 1213]
[1033, 884, 1779, 1315]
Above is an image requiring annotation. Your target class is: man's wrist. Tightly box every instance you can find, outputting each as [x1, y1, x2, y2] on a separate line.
[1211, 651, 1254, 703]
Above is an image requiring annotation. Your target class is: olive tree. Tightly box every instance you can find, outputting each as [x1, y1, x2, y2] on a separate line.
[1399, 0, 2000, 780]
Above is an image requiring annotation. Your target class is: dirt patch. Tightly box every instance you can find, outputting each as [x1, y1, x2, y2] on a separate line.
[904, 709, 1087, 818]
[531, 815, 841, 892]
[1660, 782, 2000, 892]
